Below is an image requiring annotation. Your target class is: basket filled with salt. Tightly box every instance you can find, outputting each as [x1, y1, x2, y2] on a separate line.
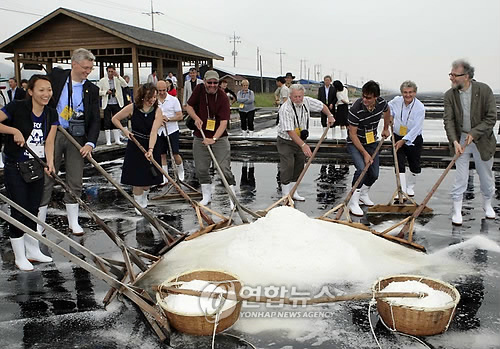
[372, 275, 460, 336]
[155, 269, 242, 336]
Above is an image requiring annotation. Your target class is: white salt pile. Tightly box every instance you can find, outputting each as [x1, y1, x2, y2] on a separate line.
[149, 206, 464, 291]
[381, 280, 454, 307]
[164, 280, 237, 315]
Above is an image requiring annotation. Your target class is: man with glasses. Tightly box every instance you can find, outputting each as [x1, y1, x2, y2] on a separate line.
[444, 59, 497, 225]
[347, 80, 391, 216]
[185, 70, 236, 208]
[37, 48, 100, 236]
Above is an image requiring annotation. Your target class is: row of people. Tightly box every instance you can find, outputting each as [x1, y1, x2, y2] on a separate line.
[0, 53, 497, 273]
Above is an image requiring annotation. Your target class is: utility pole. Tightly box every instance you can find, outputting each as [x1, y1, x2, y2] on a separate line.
[276, 48, 286, 74]
[142, 0, 163, 31]
[300, 59, 307, 79]
[257, 47, 260, 71]
[229, 32, 241, 67]
[259, 55, 264, 93]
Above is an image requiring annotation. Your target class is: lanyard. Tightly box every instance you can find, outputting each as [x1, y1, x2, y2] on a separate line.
[205, 89, 218, 118]
[291, 103, 309, 130]
[400, 99, 415, 126]
[67, 78, 84, 115]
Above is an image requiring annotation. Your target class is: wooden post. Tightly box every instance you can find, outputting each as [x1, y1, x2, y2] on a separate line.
[157, 58, 163, 80]
[131, 46, 140, 96]
[176, 59, 183, 104]
[13, 52, 21, 83]
[99, 62, 105, 79]
[46, 59, 53, 74]
[119, 62, 125, 77]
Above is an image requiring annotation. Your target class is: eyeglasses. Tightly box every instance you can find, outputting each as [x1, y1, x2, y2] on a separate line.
[449, 73, 465, 78]
[77, 61, 94, 72]
[205, 81, 219, 85]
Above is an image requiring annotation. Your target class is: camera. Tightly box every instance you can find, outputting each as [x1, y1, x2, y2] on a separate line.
[110, 88, 116, 97]
[300, 129, 309, 141]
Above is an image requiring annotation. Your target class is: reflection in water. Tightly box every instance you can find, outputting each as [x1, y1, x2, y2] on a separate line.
[316, 164, 349, 207]
[240, 161, 256, 204]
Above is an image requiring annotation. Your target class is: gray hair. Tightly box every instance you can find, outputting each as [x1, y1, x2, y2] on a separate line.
[289, 84, 305, 94]
[400, 80, 418, 93]
[71, 48, 95, 63]
[452, 59, 474, 79]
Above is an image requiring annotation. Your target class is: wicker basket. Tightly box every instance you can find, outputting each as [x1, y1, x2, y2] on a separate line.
[156, 269, 242, 336]
[372, 275, 460, 336]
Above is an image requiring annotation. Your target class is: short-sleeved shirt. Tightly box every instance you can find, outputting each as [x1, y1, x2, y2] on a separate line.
[279, 85, 289, 105]
[347, 97, 388, 145]
[158, 94, 182, 136]
[388, 96, 425, 145]
[278, 96, 324, 140]
[187, 84, 230, 139]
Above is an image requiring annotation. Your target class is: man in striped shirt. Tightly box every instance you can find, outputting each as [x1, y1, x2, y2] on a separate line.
[347, 80, 391, 216]
[277, 84, 334, 201]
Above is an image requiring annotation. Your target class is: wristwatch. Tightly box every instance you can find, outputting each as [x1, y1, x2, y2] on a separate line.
[212, 137, 218, 142]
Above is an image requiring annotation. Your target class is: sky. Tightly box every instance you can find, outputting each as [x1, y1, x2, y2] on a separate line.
[0, 0, 499, 92]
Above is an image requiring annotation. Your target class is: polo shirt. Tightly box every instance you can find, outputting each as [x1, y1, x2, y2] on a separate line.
[347, 97, 388, 145]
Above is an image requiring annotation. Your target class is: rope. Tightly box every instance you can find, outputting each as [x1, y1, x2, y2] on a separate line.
[368, 292, 383, 349]
[211, 293, 224, 349]
[378, 313, 432, 349]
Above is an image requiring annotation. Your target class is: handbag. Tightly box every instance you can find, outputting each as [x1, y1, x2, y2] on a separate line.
[17, 159, 44, 183]
[68, 117, 86, 137]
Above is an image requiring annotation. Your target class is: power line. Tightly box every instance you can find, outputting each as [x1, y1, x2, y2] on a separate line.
[142, 0, 163, 31]
[276, 48, 286, 75]
[0, 7, 42, 16]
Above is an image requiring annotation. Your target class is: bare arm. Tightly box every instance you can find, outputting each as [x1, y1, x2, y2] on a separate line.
[44, 125, 57, 174]
[0, 110, 24, 146]
[146, 108, 164, 159]
[112, 104, 133, 137]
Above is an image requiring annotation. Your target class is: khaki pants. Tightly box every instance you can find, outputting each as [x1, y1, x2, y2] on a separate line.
[277, 137, 305, 185]
[40, 130, 85, 205]
[193, 136, 235, 185]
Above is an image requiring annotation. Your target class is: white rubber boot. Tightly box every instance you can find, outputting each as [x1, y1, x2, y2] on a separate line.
[290, 182, 305, 201]
[248, 131, 254, 138]
[142, 190, 149, 209]
[200, 184, 212, 206]
[113, 129, 124, 145]
[10, 237, 34, 271]
[0, 155, 4, 169]
[134, 194, 143, 215]
[229, 185, 237, 210]
[105, 130, 112, 146]
[24, 234, 52, 263]
[399, 173, 407, 194]
[37, 205, 48, 235]
[177, 163, 185, 182]
[452, 200, 463, 225]
[281, 183, 291, 197]
[66, 203, 84, 236]
[162, 164, 169, 185]
[407, 172, 417, 197]
[359, 185, 374, 206]
[483, 198, 496, 219]
[340, 127, 348, 139]
[323, 127, 328, 139]
[331, 127, 337, 139]
[349, 189, 364, 216]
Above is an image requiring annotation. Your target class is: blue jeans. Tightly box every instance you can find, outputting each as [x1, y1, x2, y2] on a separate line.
[3, 161, 44, 238]
[347, 142, 380, 187]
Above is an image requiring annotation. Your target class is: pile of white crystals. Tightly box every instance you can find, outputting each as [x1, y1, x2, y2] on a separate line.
[381, 280, 454, 307]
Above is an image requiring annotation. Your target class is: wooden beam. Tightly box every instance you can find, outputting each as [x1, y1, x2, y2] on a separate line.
[157, 58, 163, 80]
[14, 52, 21, 83]
[132, 45, 140, 95]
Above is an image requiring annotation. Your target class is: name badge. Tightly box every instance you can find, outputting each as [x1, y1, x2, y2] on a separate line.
[295, 127, 302, 137]
[399, 125, 408, 136]
[206, 118, 216, 131]
[239, 103, 244, 109]
[365, 131, 375, 144]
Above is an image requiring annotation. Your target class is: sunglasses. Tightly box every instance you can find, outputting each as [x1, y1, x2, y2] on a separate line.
[205, 81, 219, 85]
[448, 73, 466, 78]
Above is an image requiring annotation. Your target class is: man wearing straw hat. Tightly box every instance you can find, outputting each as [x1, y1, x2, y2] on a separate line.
[347, 80, 391, 216]
[444, 59, 497, 225]
[185, 70, 236, 208]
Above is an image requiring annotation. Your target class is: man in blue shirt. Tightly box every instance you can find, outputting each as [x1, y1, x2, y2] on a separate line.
[37, 48, 100, 236]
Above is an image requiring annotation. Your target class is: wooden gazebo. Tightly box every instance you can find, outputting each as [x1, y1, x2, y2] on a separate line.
[0, 7, 223, 101]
